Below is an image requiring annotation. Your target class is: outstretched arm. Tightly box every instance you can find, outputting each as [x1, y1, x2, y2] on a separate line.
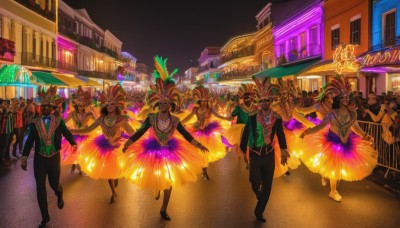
[181, 110, 195, 124]
[212, 109, 233, 121]
[71, 117, 101, 134]
[122, 119, 136, 135]
[295, 104, 317, 115]
[123, 117, 151, 151]
[365, 105, 385, 122]
[351, 120, 373, 142]
[300, 113, 331, 138]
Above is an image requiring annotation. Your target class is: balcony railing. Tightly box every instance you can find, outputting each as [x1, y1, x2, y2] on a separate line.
[14, 0, 56, 21]
[57, 61, 78, 72]
[370, 37, 400, 51]
[77, 70, 116, 80]
[277, 43, 322, 65]
[220, 46, 255, 64]
[21, 52, 56, 68]
[219, 67, 259, 81]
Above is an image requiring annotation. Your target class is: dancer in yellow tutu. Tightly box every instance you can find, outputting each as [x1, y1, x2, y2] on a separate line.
[295, 86, 334, 187]
[122, 55, 208, 221]
[300, 75, 377, 202]
[62, 86, 95, 175]
[270, 79, 315, 172]
[181, 85, 232, 180]
[71, 84, 135, 204]
[222, 83, 259, 166]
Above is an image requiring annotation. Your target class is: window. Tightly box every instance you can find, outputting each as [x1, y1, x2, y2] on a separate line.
[0, 18, 2, 37]
[74, 21, 78, 34]
[33, 33, 36, 54]
[310, 26, 318, 44]
[279, 43, 285, 57]
[290, 37, 297, 51]
[10, 20, 15, 41]
[384, 10, 396, 47]
[46, 41, 49, 58]
[350, 18, 361, 45]
[331, 28, 340, 49]
[300, 32, 306, 48]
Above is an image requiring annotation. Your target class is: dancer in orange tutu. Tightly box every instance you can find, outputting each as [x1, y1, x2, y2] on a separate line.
[181, 85, 232, 180]
[71, 84, 135, 204]
[300, 75, 377, 202]
[62, 86, 95, 175]
[122, 56, 208, 220]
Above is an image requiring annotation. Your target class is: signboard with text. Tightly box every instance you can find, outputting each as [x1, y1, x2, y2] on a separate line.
[361, 46, 400, 67]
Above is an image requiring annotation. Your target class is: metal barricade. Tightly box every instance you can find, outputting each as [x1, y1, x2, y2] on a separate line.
[358, 121, 400, 176]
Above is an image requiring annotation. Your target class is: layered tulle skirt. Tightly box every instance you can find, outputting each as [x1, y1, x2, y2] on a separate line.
[221, 124, 245, 147]
[122, 134, 206, 191]
[282, 118, 306, 169]
[60, 134, 90, 166]
[187, 121, 228, 163]
[77, 134, 130, 180]
[301, 128, 378, 181]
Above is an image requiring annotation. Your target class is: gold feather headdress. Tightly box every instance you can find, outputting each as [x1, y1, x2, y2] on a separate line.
[237, 83, 258, 99]
[324, 75, 352, 98]
[147, 55, 181, 111]
[99, 83, 126, 110]
[37, 86, 64, 107]
[72, 86, 92, 107]
[252, 76, 280, 99]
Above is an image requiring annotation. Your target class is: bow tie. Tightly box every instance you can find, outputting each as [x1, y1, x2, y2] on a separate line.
[42, 116, 51, 121]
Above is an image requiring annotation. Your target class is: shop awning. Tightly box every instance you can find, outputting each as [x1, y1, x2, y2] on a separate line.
[31, 71, 68, 86]
[52, 73, 87, 87]
[253, 59, 320, 78]
[0, 64, 36, 87]
[76, 75, 102, 87]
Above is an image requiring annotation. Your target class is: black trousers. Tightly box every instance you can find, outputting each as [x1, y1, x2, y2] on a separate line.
[0, 134, 8, 164]
[12, 128, 24, 156]
[2, 133, 12, 159]
[34, 153, 63, 219]
[249, 149, 275, 216]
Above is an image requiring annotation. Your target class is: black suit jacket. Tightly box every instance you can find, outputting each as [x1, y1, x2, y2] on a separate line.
[22, 116, 76, 157]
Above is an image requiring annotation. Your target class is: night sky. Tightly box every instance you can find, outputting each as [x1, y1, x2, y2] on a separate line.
[63, 0, 290, 74]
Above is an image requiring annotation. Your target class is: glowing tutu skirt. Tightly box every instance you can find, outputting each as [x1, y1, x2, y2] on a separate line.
[77, 134, 129, 180]
[221, 124, 245, 146]
[60, 134, 89, 166]
[301, 128, 378, 181]
[282, 118, 306, 169]
[187, 121, 228, 163]
[122, 134, 206, 191]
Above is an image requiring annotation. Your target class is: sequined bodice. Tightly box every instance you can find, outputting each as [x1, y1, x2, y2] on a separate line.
[195, 107, 212, 129]
[329, 110, 356, 143]
[149, 114, 180, 146]
[100, 115, 125, 144]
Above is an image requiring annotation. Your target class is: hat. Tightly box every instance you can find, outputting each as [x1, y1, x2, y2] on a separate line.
[37, 86, 64, 107]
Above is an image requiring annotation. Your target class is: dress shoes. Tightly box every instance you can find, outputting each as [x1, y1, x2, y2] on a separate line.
[38, 216, 50, 228]
[57, 193, 64, 209]
[109, 193, 117, 204]
[254, 213, 266, 223]
[160, 211, 171, 220]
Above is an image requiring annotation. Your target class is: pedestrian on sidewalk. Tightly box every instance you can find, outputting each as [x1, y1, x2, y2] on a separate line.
[20, 86, 77, 228]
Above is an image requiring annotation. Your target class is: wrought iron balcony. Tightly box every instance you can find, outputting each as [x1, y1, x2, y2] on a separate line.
[220, 46, 255, 64]
[14, 0, 56, 21]
[219, 67, 259, 81]
[370, 36, 400, 51]
[21, 52, 56, 68]
[77, 70, 116, 80]
[57, 61, 78, 72]
[277, 43, 322, 65]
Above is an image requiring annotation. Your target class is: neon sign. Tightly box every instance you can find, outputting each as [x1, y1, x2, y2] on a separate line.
[360, 47, 400, 67]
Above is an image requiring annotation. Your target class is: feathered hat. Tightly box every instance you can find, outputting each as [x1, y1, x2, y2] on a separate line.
[147, 55, 181, 111]
[192, 85, 211, 101]
[277, 79, 299, 97]
[37, 86, 64, 107]
[324, 75, 352, 98]
[99, 83, 126, 110]
[252, 76, 280, 99]
[72, 86, 92, 107]
[237, 83, 258, 99]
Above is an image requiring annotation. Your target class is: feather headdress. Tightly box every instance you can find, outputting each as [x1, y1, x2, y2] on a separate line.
[277, 79, 299, 97]
[72, 86, 92, 107]
[192, 85, 211, 101]
[37, 85, 64, 106]
[237, 83, 258, 99]
[99, 83, 126, 110]
[147, 55, 181, 111]
[324, 75, 352, 98]
[252, 76, 280, 98]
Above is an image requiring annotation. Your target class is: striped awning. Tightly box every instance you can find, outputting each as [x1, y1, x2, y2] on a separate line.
[31, 71, 67, 86]
[0, 64, 36, 87]
[52, 73, 87, 87]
